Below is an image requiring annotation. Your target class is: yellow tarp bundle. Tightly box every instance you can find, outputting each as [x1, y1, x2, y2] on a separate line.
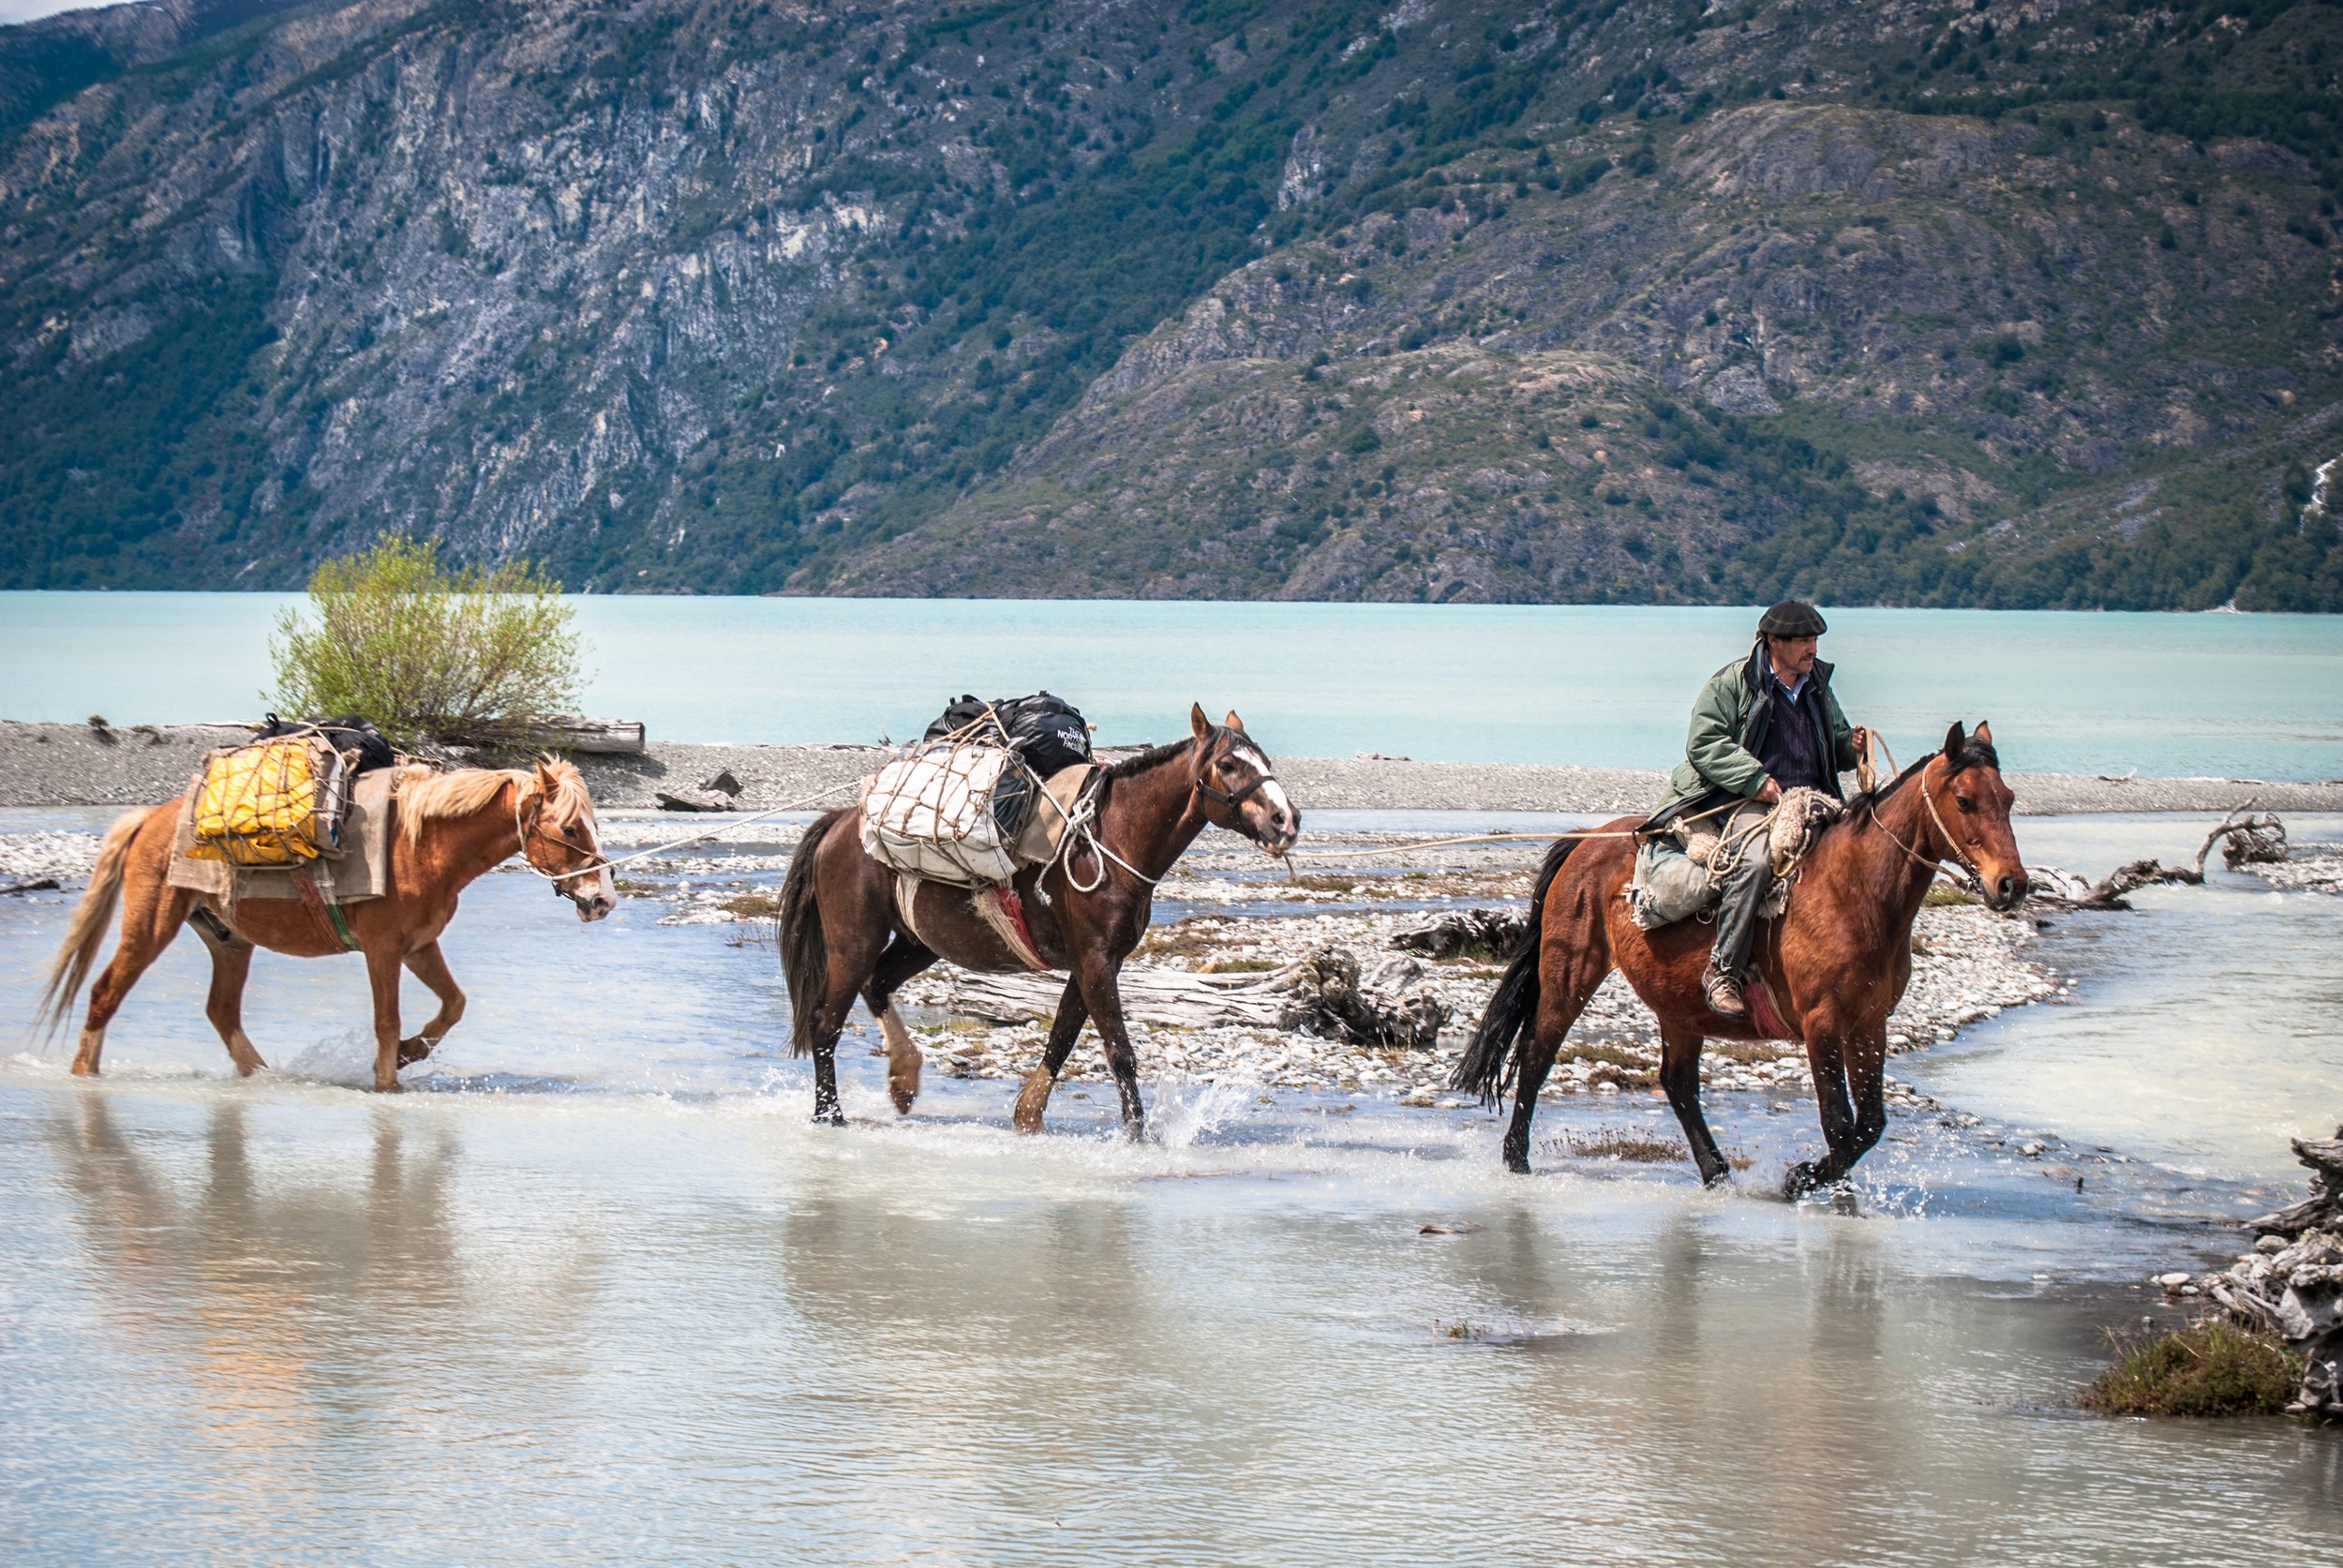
[187, 738, 347, 866]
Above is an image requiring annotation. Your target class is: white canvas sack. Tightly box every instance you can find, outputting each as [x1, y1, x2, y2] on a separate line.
[860, 742, 1022, 886]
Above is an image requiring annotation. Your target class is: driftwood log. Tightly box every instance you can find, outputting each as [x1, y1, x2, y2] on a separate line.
[2196, 1128, 2343, 1419]
[1394, 908, 1527, 960]
[656, 768, 745, 813]
[1279, 950, 1450, 1051]
[431, 716, 648, 754]
[548, 717, 648, 754]
[935, 947, 1449, 1049]
[2026, 806, 2291, 911]
[2249, 1132, 2343, 1240]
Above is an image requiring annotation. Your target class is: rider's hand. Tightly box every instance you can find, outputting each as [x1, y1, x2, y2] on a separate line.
[1850, 724, 1870, 752]
[1755, 777, 1783, 806]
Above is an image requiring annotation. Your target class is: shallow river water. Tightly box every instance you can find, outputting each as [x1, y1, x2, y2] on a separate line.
[3, 810, 2339, 1562]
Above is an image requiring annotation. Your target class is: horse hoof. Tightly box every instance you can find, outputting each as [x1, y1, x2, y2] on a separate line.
[375, 1080, 406, 1095]
[1783, 1162, 1821, 1200]
[1503, 1155, 1532, 1175]
[813, 1112, 845, 1127]
[1700, 1168, 1733, 1189]
[396, 1037, 432, 1068]
[1012, 1070, 1053, 1134]
[888, 1084, 917, 1115]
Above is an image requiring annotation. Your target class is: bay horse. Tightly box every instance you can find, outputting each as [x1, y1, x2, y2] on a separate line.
[780, 704, 1300, 1135]
[1454, 722, 2026, 1196]
[37, 758, 616, 1093]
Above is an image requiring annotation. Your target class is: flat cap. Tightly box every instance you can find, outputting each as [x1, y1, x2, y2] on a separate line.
[1757, 599, 1828, 637]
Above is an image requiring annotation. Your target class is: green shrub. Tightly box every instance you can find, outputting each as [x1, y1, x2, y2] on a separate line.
[269, 534, 582, 750]
[2081, 1321, 2303, 1418]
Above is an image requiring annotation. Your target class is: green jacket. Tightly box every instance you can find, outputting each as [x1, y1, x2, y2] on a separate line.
[1649, 644, 1858, 826]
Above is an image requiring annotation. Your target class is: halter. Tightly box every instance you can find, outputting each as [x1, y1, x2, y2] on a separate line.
[1193, 729, 1279, 810]
[512, 782, 609, 897]
[1057, 728, 1287, 893]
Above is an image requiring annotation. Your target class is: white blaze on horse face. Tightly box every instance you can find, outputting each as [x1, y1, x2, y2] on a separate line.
[574, 811, 618, 920]
[1228, 741, 1297, 848]
[1255, 776, 1297, 846]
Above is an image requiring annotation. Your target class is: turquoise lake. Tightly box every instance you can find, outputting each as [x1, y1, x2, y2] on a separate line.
[5, 592, 2340, 777]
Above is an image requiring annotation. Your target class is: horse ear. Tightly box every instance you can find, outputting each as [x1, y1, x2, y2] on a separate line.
[1973, 720, 1993, 748]
[1943, 721, 1966, 759]
[1189, 703, 1212, 740]
[1223, 709, 1245, 732]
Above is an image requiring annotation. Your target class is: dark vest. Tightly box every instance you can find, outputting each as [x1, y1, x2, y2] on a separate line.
[1755, 677, 1832, 794]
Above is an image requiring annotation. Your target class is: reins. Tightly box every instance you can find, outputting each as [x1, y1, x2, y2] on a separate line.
[1858, 739, 1983, 884]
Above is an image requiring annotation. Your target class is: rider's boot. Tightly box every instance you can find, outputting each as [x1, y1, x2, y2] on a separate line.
[1703, 963, 1747, 1018]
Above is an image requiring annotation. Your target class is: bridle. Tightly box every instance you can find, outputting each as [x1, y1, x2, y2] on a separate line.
[1873, 753, 1984, 884]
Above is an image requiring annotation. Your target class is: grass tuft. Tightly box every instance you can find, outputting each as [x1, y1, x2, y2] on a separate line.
[1562, 1127, 1688, 1163]
[2081, 1321, 2303, 1418]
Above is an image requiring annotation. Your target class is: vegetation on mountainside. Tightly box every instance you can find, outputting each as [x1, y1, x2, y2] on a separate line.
[0, 0, 2338, 606]
[270, 534, 581, 749]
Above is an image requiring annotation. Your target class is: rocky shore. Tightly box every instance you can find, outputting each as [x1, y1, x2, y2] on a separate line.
[2162, 1131, 2343, 1419]
[6, 720, 2340, 815]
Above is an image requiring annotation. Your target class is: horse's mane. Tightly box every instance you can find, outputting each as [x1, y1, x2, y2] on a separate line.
[1845, 735, 2002, 821]
[395, 757, 593, 844]
[1102, 737, 1198, 779]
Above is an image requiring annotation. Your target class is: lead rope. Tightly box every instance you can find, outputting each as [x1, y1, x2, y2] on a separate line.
[501, 775, 867, 881]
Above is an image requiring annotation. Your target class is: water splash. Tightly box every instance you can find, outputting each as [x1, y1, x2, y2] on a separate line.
[281, 1028, 378, 1088]
[1148, 1079, 1261, 1150]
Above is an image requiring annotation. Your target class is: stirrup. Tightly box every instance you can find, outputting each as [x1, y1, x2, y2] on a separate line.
[1704, 967, 1747, 1017]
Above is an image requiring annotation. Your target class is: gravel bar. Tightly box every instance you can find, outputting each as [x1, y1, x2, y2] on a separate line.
[6, 720, 2337, 815]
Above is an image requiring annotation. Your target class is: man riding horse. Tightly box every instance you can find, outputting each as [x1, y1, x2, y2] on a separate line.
[1646, 600, 1870, 1020]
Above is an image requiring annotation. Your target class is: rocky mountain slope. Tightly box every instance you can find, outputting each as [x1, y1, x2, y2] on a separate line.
[3, 0, 2339, 607]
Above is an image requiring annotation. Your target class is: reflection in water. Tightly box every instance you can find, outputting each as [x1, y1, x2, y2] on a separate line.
[4, 1083, 2341, 1563]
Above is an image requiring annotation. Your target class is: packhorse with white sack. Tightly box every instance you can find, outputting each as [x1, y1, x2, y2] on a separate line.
[783, 701, 1300, 1135]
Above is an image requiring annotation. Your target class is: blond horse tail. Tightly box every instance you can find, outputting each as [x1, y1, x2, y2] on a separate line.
[37, 810, 144, 1037]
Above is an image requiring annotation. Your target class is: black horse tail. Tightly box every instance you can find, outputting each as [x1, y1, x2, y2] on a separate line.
[781, 808, 851, 1058]
[1450, 834, 1577, 1104]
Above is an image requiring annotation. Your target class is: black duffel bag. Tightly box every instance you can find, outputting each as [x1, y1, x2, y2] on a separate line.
[922, 692, 1093, 777]
[923, 693, 1093, 840]
[258, 712, 397, 773]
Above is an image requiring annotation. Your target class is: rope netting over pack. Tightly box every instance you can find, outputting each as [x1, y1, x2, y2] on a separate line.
[186, 732, 354, 867]
[861, 733, 1027, 886]
[859, 694, 1098, 889]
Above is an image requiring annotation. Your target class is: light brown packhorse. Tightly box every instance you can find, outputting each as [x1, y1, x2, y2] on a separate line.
[37, 759, 617, 1092]
[1453, 723, 2026, 1196]
[780, 705, 1300, 1134]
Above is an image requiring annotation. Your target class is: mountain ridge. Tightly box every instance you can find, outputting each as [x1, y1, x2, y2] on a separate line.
[3, 0, 2339, 607]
